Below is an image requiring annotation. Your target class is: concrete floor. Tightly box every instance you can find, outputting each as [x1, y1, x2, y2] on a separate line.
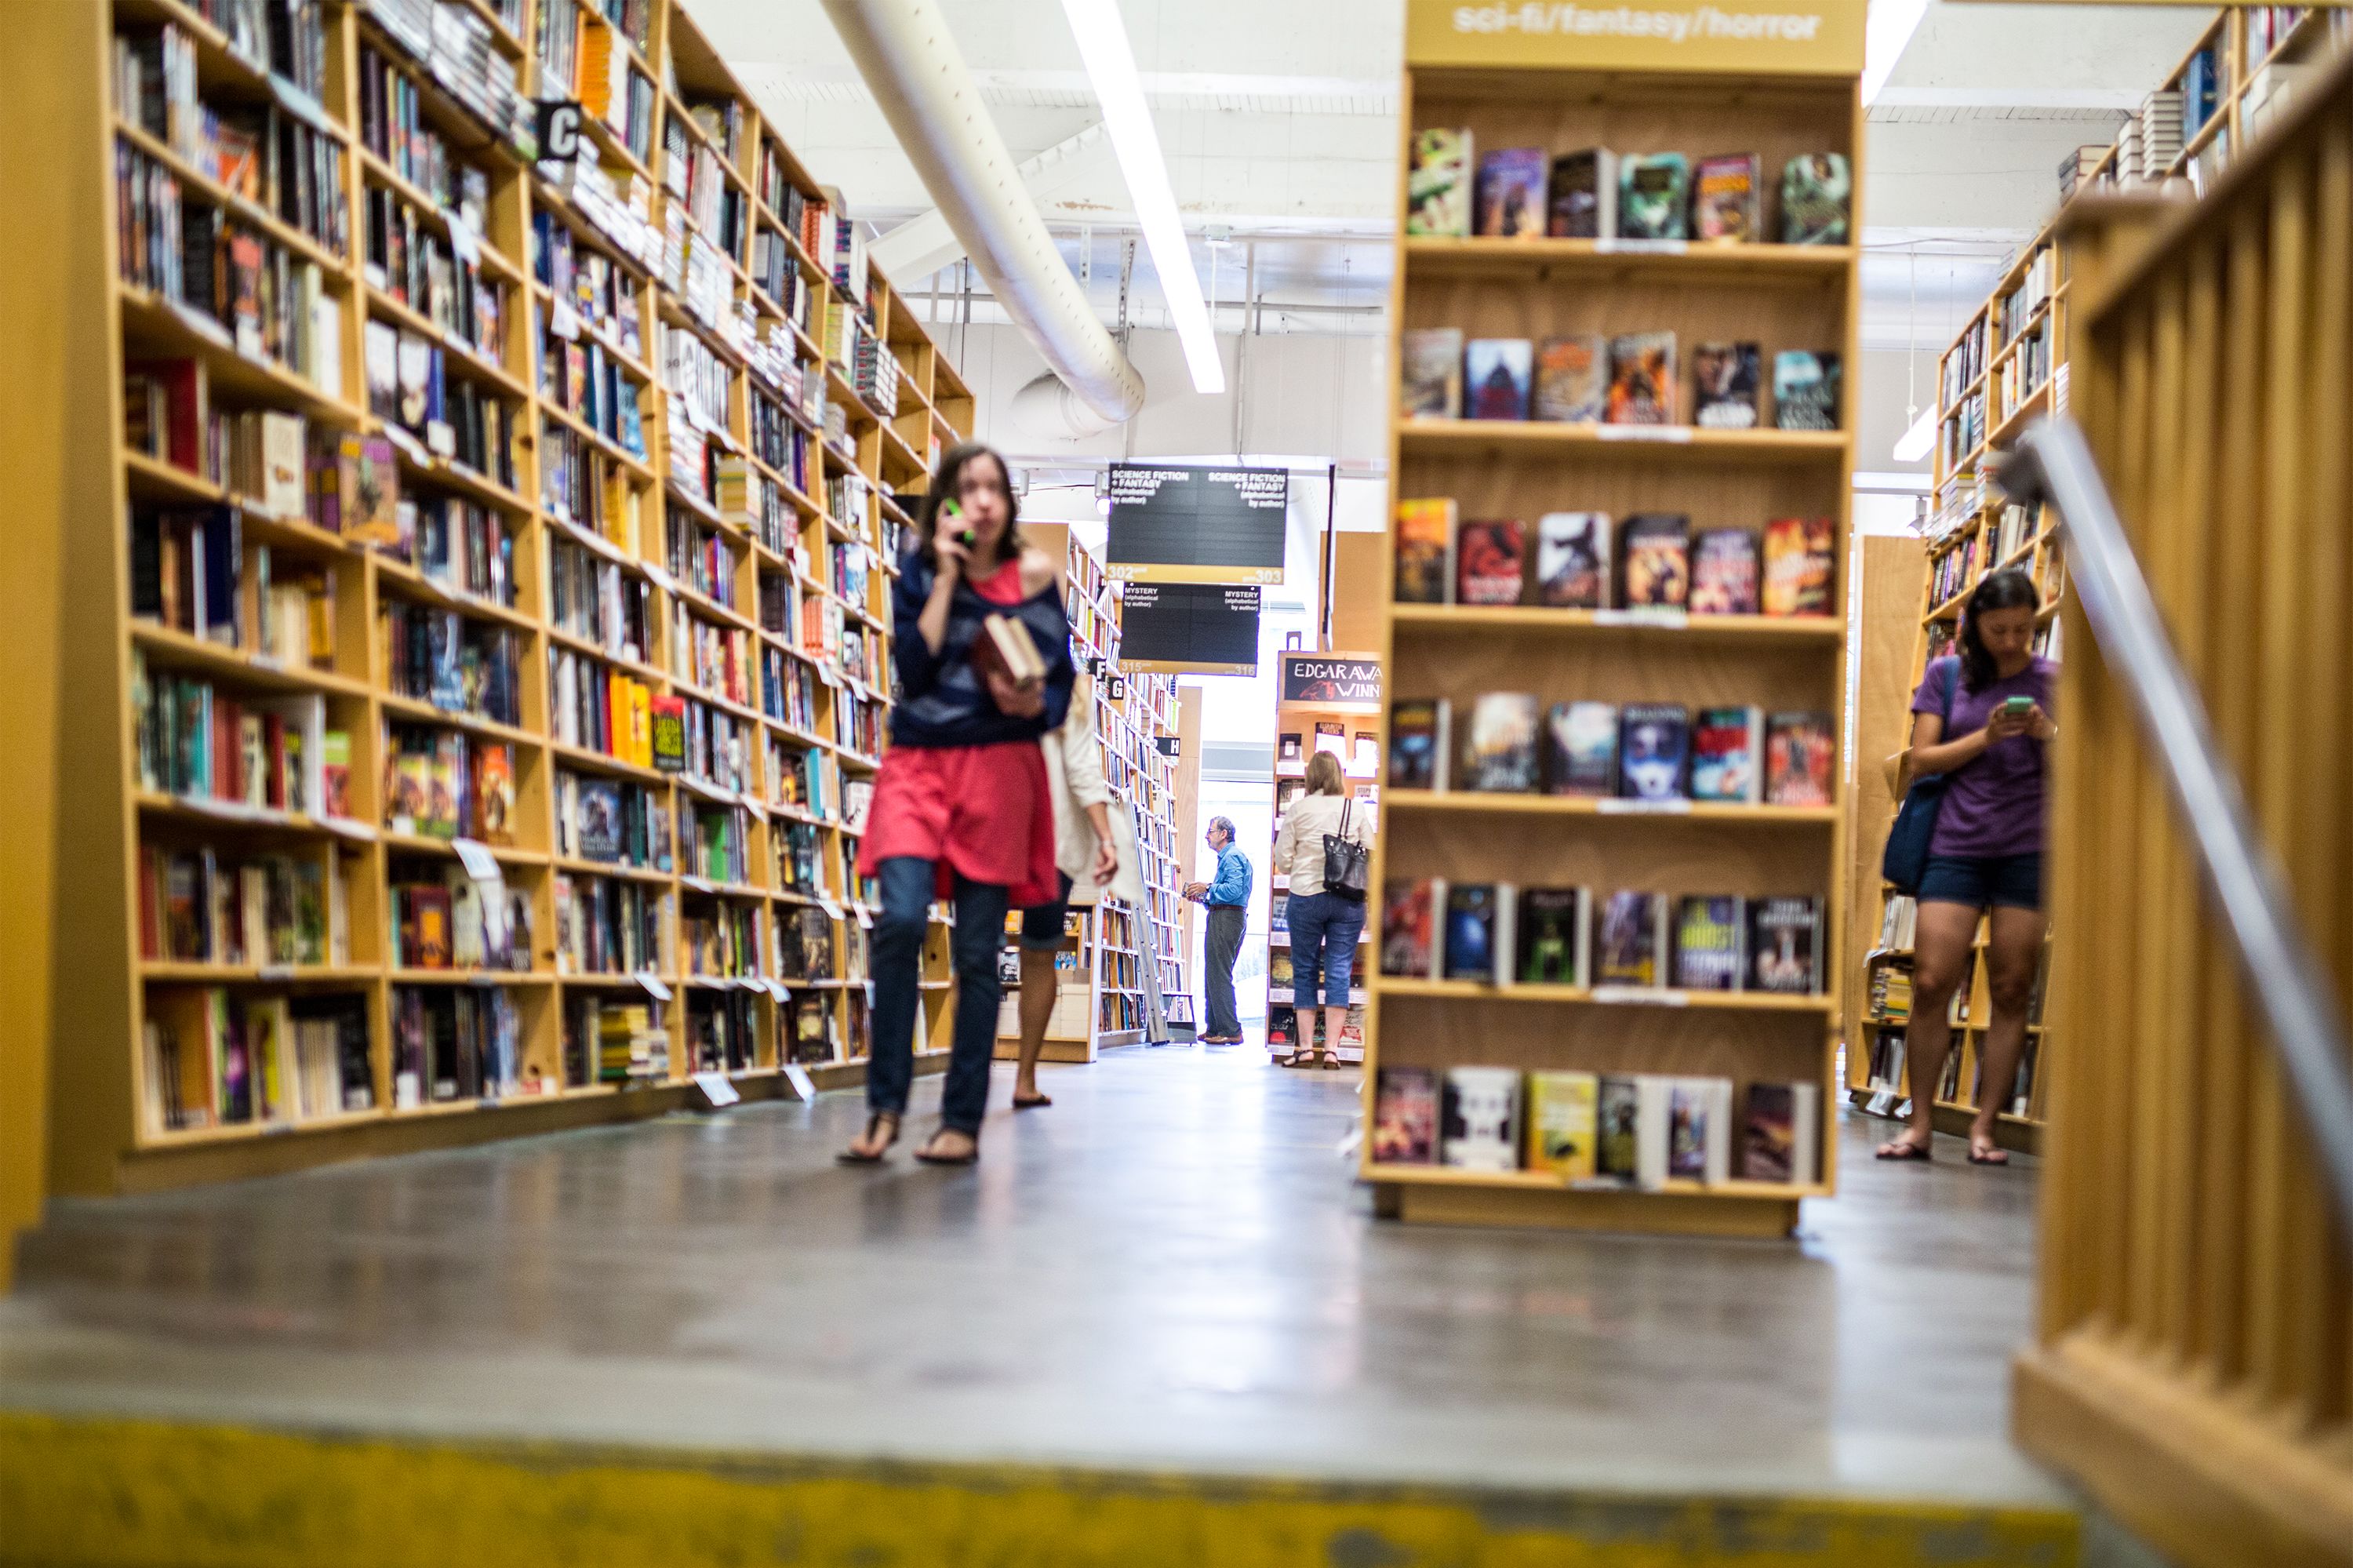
[0, 1043, 2061, 1508]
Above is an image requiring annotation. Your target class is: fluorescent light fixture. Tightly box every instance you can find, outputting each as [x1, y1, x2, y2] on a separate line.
[1057, 0, 1226, 395]
[1861, 0, 1933, 107]
[1893, 406, 1936, 464]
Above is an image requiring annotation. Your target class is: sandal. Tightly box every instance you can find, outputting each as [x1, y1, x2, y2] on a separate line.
[1318, 1051, 1341, 1070]
[1013, 1091, 1052, 1109]
[1875, 1137, 1933, 1162]
[837, 1111, 901, 1165]
[914, 1129, 980, 1166]
[1967, 1142, 2009, 1166]
[1278, 1049, 1318, 1068]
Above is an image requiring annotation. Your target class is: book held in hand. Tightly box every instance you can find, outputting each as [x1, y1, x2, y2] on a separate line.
[1466, 338, 1534, 420]
[1407, 129, 1473, 236]
[972, 612, 1045, 691]
[1671, 895, 1746, 991]
[1764, 711, 1835, 806]
[1456, 519, 1526, 605]
[1762, 516, 1835, 617]
[1442, 1065, 1523, 1171]
[1533, 334, 1608, 423]
[1544, 700, 1617, 796]
[1464, 692, 1542, 793]
[1689, 706, 1762, 802]
[1689, 528, 1759, 615]
[1536, 511, 1609, 608]
[1388, 698, 1450, 791]
[1373, 1065, 1439, 1163]
[1618, 153, 1690, 240]
[1691, 155, 1760, 242]
[1606, 331, 1676, 424]
[1526, 1071, 1600, 1178]
[1780, 153, 1851, 245]
[1393, 498, 1456, 605]
[1773, 351, 1842, 431]
[1617, 703, 1689, 802]
[1619, 513, 1690, 609]
[1547, 149, 1617, 238]
[1747, 896, 1824, 993]
[1475, 147, 1548, 238]
[1691, 341, 1760, 429]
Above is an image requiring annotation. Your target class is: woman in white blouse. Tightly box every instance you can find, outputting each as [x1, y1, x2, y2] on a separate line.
[1270, 750, 1373, 1069]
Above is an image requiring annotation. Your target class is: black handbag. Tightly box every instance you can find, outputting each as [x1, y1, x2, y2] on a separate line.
[1882, 660, 1958, 896]
[1322, 798, 1369, 902]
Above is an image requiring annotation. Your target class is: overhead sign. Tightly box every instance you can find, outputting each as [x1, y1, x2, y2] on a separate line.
[1278, 653, 1383, 711]
[1406, 0, 1866, 74]
[1104, 465, 1288, 586]
[1118, 583, 1261, 676]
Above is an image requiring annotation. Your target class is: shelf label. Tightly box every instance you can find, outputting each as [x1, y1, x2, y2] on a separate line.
[759, 977, 789, 1001]
[690, 1071, 740, 1108]
[1595, 424, 1694, 443]
[384, 424, 429, 464]
[257, 962, 295, 982]
[783, 1064, 816, 1101]
[634, 971, 673, 1002]
[1593, 607, 1689, 630]
[426, 420, 456, 458]
[319, 816, 378, 842]
[446, 213, 482, 269]
[1596, 797, 1694, 815]
[1591, 985, 1689, 1006]
[853, 904, 874, 930]
[1595, 238, 1689, 256]
[681, 875, 715, 894]
[817, 896, 845, 922]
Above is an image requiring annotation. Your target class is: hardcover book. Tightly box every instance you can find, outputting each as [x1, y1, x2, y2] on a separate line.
[1689, 706, 1762, 802]
[1668, 1077, 1733, 1183]
[1617, 703, 1689, 802]
[1441, 1065, 1523, 1171]
[1773, 350, 1842, 430]
[1780, 153, 1852, 245]
[1764, 711, 1835, 806]
[1689, 528, 1760, 615]
[1514, 885, 1589, 985]
[1455, 519, 1526, 605]
[1671, 895, 1746, 991]
[1741, 1080, 1822, 1183]
[1372, 1065, 1439, 1163]
[1442, 883, 1499, 981]
[1526, 1071, 1600, 1178]
[1619, 513, 1690, 609]
[1691, 154, 1761, 242]
[1605, 331, 1676, 424]
[1393, 497, 1457, 605]
[1747, 896, 1824, 993]
[1597, 1075, 1642, 1183]
[1544, 700, 1617, 796]
[1547, 149, 1617, 238]
[1594, 890, 1665, 986]
[1533, 335, 1608, 423]
[1380, 877, 1442, 978]
[1264, 1004, 1296, 1053]
[1690, 341, 1761, 428]
[1762, 516, 1835, 616]
[1278, 732, 1305, 767]
[1400, 327, 1464, 418]
[1465, 338, 1534, 420]
[1535, 511, 1610, 608]
[1463, 692, 1542, 793]
[1387, 698, 1450, 791]
[1617, 153, 1691, 240]
[1475, 147, 1548, 238]
[1406, 128, 1473, 236]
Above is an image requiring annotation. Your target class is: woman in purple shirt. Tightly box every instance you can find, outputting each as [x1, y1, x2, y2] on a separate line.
[1878, 569, 2055, 1167]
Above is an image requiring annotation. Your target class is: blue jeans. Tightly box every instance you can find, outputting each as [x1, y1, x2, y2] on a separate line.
[1287, 890, 1365, 1007]
[868, 857, 1009, 1135]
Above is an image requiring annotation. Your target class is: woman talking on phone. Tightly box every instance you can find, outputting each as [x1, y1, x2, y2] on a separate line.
[1878, 568, 2054, 1168]
[841, 442, 1073, 1167]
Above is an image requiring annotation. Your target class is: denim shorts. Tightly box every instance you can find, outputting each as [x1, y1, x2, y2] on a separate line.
[1917, 852, 2044, 912]
[1020, 873, 1077, 949]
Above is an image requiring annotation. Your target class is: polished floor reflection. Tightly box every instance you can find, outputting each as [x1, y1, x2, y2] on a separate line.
[0, 1044, 2059, 1504]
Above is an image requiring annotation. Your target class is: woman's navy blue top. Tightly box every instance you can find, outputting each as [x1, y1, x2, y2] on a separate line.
[887, 546, 1075, 749]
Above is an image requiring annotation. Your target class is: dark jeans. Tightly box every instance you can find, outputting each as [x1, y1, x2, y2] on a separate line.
[1203, 904, 1245, 1037]
[1286, 890, 1365, 1007]
[869, 856, 1009, 1135]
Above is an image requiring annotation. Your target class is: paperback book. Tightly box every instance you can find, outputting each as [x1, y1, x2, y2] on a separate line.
[1594, 890, 1667, 986]
[1762, 516, 1835, 616]
[1780, 153, 1851, 245]
[1617, 703, 1689, 802]
[1380, 877, 1442, 978]
[1466, 338, 1534, 420]
[1606, 331, 1676, 424]
[1393, 498, 1457, 604]
[1475, 147, 1548, 238]
[1388, 698, 1450, 791]
[1545, 700, 1617, 796]
[1513, 886, 1589, 985]
[1526, 1071, 1599, 1178]
[1372, 1065, 1439, 1163]
[1671, 895, 1746, 991]
[1533, 335, 1607, 423]
[1442, 1065, 1523, 1171]
[1406, 128, 1473, 236]
[1692, 155, 1760, 242]
[1741, 1081, 1822, 1183]
[1773, 350, 1841, 431]
[1456, 519, 1526, 605]
[1668, 1078, 1733, 1183]
[1464, 692, 1542, 793]
[1535, 511, 1609, 608]
[1596, 1075, 1641, 1184]
[1689, 706, 1762, 802]
[1691, 341, 1760, 428]
[1764, 711, 1835, 806]
[1400, 327, 1464, 417]
[1442, 883, 1500, 981]
[1618, 153, 1690, 240]
[1689, 528, 1759, 614]
[1547, 149, 1617, 238]
[1747, 896, 1824, 993]
[1619, 513, 1690, 609]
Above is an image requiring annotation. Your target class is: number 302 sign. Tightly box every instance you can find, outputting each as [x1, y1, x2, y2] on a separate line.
[535, 100, 584, 165]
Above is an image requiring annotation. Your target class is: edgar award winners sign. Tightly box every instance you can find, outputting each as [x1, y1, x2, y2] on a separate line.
[1279, 653, 1383, 712]
[1105, 464, 1288, 585]
[1407, 0, 1865, 75]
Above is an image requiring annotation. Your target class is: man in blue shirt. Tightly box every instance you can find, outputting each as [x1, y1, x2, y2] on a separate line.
[1184, 817, 1252, 1043]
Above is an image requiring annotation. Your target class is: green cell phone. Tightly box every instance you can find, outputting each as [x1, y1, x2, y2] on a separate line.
[941, 497, 977, 548]
[2001, 696, 2034, 716]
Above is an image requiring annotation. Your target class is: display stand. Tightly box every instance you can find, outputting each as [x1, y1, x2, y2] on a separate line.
[1268, 647, 1383, 1064]
[45, 0, 976, 1195]
[1362, 0, 1864, 1236]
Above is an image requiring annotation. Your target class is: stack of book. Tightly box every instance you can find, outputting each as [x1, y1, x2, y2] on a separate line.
[2138, 89, 2184, 180]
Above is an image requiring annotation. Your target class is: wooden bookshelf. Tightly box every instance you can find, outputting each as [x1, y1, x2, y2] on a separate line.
[46, 0, 980, 1195]
[1267, 647, 1383, 1063]
[1362, 2, 1864, 1236]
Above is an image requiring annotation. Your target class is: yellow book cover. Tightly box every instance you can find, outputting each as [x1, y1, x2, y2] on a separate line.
[629, 681, 653, 767]
[1393, 497, 1457, 606]
[606, 669, 630, 755]
[1526, 1070, 1599, 1179]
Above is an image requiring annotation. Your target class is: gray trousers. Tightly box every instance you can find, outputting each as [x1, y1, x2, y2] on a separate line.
[1203, 904, 1246, 1038]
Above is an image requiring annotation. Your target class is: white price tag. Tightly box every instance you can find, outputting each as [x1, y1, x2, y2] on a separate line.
[1595, 237, 1688, 256]
[643, 562, 677, 593]
[1595, 424, 1694, 443]
[257, 962, 295, 981]
[682, 875, 715, 893]
[853, 904, 873, 930]
[1590, 985, 1688, 1006]
[426, 420, 456, 458]
[817, 896, 845, 922]
[383, 424, 429, 464]
[319, 816, 378, 842]
[549, 298, 581, 342]
[446, 213, 482, 269]
[1596, 797, 1693, 815]
[782, 1064, 816, 1101]
[635, 971, 673, 1002]
[690, 1070, 740, 1108]
[1593, 607, 1689, 630]
[451, 837, 500, 880]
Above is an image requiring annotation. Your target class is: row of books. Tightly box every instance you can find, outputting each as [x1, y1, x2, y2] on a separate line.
[390, 980, 524, 1108]
[553, 872, 666, 975]
[534, 208, 647, 361]
[1861, 1028, 2037, 1122]
[1404, 329, 1840, 431]
[1372, 1065, 1823, 1186]
[380, 606, 523, 725]
[1395, 504, 1835, 615]
[363, 0, 526, 160]
[540, 330, 649, 457]
[1383, 881, 1824, 995]
[1392, 696, 1833, 806]
[388, 864, 533, 971]
[1407, 136, 1850, 247]
[547, 534, 653, 662]
[144, 988, 372, 1134]
[358, 42, 492, 231]
[363, 319, 518, 487]
[555, 771, 670, 868]
[133, 663, 344, 820]
[566, 993, 669, 1086]
[365, 183, 507, 360]
[686, 990, 760, 1072]
[682, 901, 762, 980]
[136, 845, 337, 968]
[384, 725, 515, 842]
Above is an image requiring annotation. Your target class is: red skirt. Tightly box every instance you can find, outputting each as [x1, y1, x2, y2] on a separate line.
[856, 742, 1057, 907]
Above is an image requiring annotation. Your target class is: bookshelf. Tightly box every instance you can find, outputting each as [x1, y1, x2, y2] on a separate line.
[49, 0, 981, 1195]
[1267, 648, 1383, 1063]
[992, 523, 1186, 1061]
[1362, 2, 1864, 1237]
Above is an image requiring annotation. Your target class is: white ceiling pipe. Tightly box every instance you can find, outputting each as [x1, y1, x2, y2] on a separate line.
[817, 0, 1147, 425]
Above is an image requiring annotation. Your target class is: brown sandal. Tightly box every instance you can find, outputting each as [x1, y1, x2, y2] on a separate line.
[1319, 1051, 1341, 1070]
[1013, 1091, 1052, 1109]
[1875, 1137, 1933, 1162]
[837, 1111, 901, 1164]
[914, 1129, 980, 1166]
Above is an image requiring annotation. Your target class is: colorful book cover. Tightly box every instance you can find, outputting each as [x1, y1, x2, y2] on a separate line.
[1747, 896, 1824, 993]
[1455, 518, 1526, 605]
[1780, 152, 1852, 245]
[1527, 1071, 1600, 1178]
[1533, 335, 1607, 423]
[471, 743, 515, 844]
[1668, 1078, 1730, 1182]
[1689, 706, 1761, 802]
[1474, 147, 1548, 238]
[1442, 883, 1498, 981]
[1692, 154, 1760, 242]
[1741, 1081, 1823, 1183]
[1547, 148, 1616, 238]
[1672, 895, 1746, 991]
[1535, 511, 1610, 608]
[1605, 331, 1675, 424]
[1387, 698, 1447, 791]
[1380, 878, 1438, 977]
[1689, 528, 1759, 615]
[1544, 700, 1617, 796]
[1400, 327, 1464, 418]
[1371, 1065, 1439, 1164]
[1465, 338, 1534, 420]
[1441, 1065, 1523, 1171]
[1393, 498, 1456, 605]
[1617, 702, 1689, 802]
[1773, 350, 1842, 430]
[1690, 341, 1760, 429]
[1765, 711, 1835, 806]
[1406, 128, 1473, 237]
[1762, 516, 1835, 616]
[1514, 886, 1587, 984]
[1594, 890, 1664, 986]
[1463, 692, 1541, 793]
[1619, 513, 1689, 608]
[1596, 1075, 1642, 1181]
[1617, 153, 1690, 240]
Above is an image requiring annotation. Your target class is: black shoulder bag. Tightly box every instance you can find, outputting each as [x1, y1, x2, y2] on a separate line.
[1322, 798, 1370, 903]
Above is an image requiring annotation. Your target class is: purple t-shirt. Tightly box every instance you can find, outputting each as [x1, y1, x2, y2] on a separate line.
[1911, 653, 2057, 858]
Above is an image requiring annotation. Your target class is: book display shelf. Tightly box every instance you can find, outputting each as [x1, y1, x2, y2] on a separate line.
[1360, 2, 1864, 1237]
[1849, 6, 2349, 1156]
[1267, 649, 1383, 1064]
[993, 523, 1186, 1061]
[50, 0, 981, 1194]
